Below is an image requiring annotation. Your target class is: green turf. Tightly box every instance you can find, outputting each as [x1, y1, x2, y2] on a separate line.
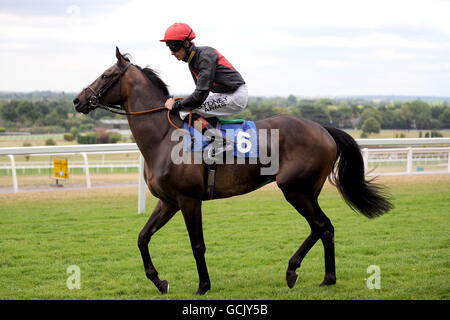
[0, 178, 449, 300]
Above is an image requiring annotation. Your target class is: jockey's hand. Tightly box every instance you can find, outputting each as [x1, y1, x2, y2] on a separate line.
[165, 98, 176, 110]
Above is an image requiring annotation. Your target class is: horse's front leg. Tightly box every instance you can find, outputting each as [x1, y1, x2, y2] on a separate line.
[138, 199, 178, 294]
[179, 196, 211, 295]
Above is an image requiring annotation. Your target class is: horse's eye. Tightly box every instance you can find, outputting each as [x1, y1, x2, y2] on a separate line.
[102, 74, 109, 79]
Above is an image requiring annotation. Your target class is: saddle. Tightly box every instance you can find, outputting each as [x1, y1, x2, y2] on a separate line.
[182, 116, 258, 200]
[182, 118, 257, 157]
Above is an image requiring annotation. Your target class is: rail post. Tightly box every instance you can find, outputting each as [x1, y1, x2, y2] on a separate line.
[406, 147, 413, 175]
[138, 153, 146, 214]
[448, 147, 450, 173]
[80, 152, 91, 189]
[362, 148, 369, 175]
[8, 155, 18, 192]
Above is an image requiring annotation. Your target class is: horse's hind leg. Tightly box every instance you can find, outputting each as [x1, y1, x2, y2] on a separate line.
[138, 199, 179, 294]
[314, 200, 336, 286]
[282, 190, 336, 288]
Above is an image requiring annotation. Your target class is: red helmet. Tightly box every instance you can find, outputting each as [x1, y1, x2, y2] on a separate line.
[160, 23, 196, 42]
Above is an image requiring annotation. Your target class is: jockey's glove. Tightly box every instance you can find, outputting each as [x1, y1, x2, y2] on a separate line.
[171, 100, 183, 112]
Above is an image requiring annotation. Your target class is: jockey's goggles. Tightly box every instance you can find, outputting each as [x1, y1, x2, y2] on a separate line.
[167, 41, 184, 52]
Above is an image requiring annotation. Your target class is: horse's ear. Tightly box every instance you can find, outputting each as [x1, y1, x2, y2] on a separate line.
[116, 46, 122, 60]
[116, 46, 126, 66]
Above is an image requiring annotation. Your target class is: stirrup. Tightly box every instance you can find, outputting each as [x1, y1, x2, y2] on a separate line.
[207, 143, 233, 160]
[193, 115, 216, 132]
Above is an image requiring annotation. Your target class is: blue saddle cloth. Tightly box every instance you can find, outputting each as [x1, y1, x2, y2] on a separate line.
[183, 120, 258, 158]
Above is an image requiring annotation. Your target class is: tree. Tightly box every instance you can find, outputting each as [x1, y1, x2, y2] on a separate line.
[300, 105, 331, 125]
[408, 100, 431, 129]
[381, 108, 395, 129]
[392, 105, 413, 129]
[247, 103, 278, 120]
[358, 107, 382, 129]
[235, 108, 255, 121]
[273, 106, 293, 115]
[287, 94, 297, 107]
[328, 106, 341, 126]
[316, 98, 333, 109]
[351, 104, 363, 118]
[55, 105, 68, 119]
[43, 110, 60, 126]
[431, 104, 446, 120]
[1, 101, 19, 122]
[439, 107, 450, 128]
[337, 106, 353, 128]
[362, 117, 381, 134]
[17, 100, 39, 125]
[34, 101, 50, 120]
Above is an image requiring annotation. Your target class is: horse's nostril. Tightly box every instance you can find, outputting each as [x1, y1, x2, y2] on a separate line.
[73, 98, 80, 106]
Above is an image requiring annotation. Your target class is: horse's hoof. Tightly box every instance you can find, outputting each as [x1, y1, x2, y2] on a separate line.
[319, 274, 336, 286]
[158, 280, 170, 294]
[195, 283, 211, 295]
[286, 271, 298, 289]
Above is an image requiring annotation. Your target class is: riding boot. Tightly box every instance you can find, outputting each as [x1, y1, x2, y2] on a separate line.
[192, 115, 215, 133]
[192, 114, 222, 141]
[191, 114, 231, 158]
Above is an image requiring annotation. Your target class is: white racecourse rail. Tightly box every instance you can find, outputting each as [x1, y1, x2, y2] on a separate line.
[1, 138, 450, 214]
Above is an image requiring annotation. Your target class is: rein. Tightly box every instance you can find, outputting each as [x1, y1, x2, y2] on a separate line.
[99, 103, 192, 135]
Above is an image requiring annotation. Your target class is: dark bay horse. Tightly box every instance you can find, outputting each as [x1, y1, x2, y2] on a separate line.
[73, 47, 393, 295]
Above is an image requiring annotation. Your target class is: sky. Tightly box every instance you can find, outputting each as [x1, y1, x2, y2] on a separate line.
[0, 0, 449, 97]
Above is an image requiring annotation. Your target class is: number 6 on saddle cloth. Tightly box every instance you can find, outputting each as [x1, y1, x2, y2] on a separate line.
[182, 119, 259, 159]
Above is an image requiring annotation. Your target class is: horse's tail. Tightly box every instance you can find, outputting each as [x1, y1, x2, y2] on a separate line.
[324, 126, 393, 218]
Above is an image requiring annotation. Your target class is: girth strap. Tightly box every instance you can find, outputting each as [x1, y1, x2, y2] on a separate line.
[205, 164, 217, 200]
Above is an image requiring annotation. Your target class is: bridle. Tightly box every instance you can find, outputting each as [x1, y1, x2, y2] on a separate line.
[83, 62, 133, 115]
[82, 61, 192, 132]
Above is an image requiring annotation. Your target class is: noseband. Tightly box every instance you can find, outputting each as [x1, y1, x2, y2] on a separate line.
[83, 62, 132, 115]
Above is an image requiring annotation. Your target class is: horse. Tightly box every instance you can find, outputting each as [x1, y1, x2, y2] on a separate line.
[73, 47, 393, 295]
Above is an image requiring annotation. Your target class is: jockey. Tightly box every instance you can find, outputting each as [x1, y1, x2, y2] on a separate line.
[161, 23, 248, 134]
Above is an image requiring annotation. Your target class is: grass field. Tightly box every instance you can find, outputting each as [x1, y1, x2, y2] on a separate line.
[1, 129, 450, 148]
[0, 175, 449, 300]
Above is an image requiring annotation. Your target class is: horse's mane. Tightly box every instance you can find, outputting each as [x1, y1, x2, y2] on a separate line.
[135, 65, 170, 98]
[122, 53, 170, 98]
